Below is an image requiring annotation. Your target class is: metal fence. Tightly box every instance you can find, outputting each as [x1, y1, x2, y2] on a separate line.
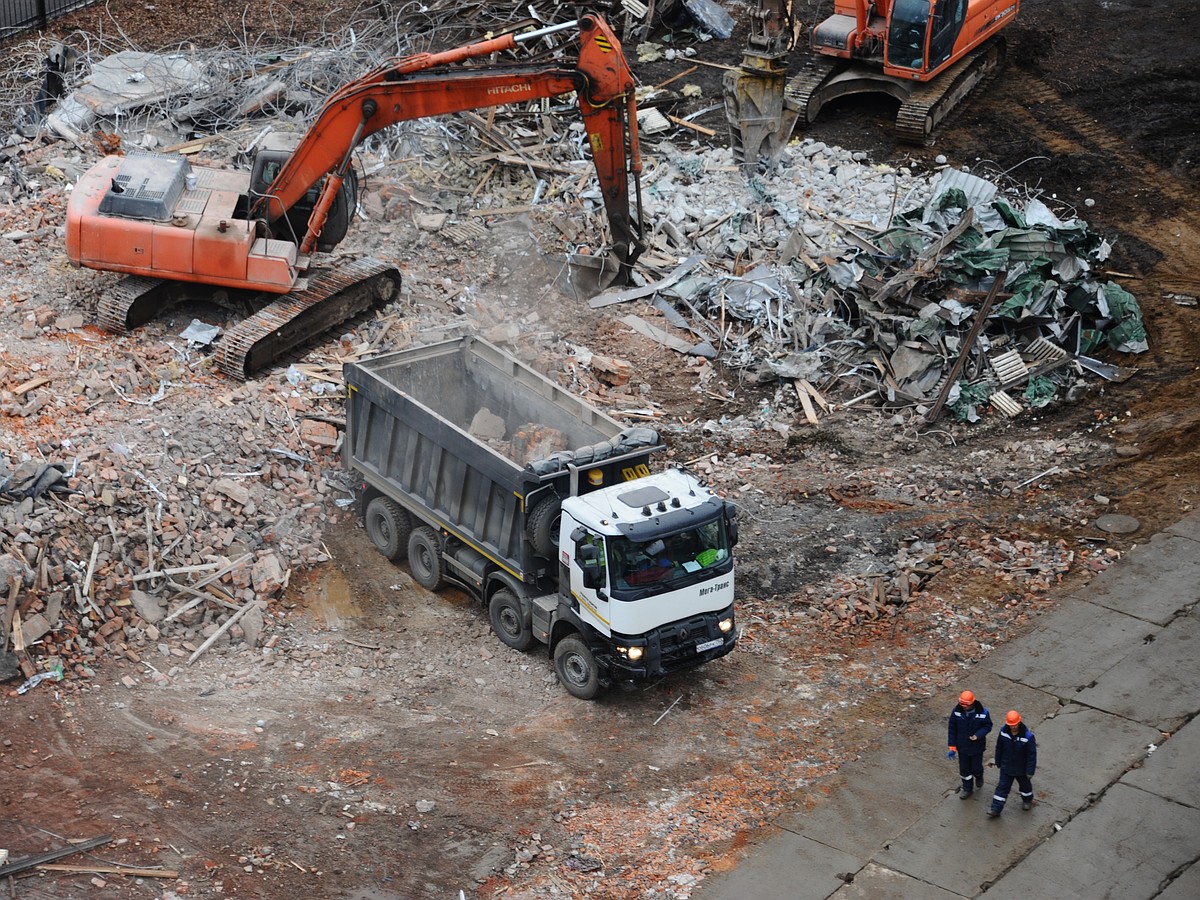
[1, 0, 104, 40]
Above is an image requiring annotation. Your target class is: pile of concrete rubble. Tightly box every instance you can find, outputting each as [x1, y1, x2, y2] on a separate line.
[597, 143, 1146, 425]
[0, 345, 350, 690]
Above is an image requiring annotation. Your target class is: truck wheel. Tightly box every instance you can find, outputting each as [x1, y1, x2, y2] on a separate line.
[489, 589, 533, 651]
[553, 635, 601, 700]
[526, 497, 561, 559]
[365, 497, 411, 562]
[407, 526, 444, 590]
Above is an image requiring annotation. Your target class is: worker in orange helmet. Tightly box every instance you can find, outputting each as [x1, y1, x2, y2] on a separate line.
[987, 710, 1037, 817]
[947, 689, 992, 798]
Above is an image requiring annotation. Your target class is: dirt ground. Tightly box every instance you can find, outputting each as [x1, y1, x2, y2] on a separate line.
[3, 1, 1199, 898]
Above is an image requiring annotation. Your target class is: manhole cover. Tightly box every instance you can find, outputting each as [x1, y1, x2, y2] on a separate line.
[1095, 514, 1140, 534]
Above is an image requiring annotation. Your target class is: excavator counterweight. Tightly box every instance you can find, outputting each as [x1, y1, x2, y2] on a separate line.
[66, 16, 644, 378]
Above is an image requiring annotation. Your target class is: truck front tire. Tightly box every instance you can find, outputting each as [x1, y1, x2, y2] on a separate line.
[365, 497, 411, 562]
[407, 526, 444, 590]
[489, 589, 533, 651]
[553, 635, 601, 700]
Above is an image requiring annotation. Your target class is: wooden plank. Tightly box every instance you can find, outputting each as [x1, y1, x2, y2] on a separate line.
[187, 600, 263, 664]
[794, 381, 819, 425]
[667, 115, 716, 137]
[924, 270, 1007, 424]
[12, 376, 52, 394]
[798, 379, 831, 413]
[653, 65, 698, 90]
[37, 864, 179, 878]
[464, 206, 533, 218]
[11, 608, 24, 653]
[688, 58, 739, 72]
[1, 576, 17, 652]
[491, 154, 577, 175]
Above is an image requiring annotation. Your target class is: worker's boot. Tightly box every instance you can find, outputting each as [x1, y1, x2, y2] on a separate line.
[986, 804, 1002, 818]
[974, 775, 983, 789]
[1021, 797, 1033, 811]
[959, 788, 972, 799]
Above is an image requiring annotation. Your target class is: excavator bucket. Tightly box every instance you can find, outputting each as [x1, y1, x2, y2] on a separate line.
[568, 251, 628, 298]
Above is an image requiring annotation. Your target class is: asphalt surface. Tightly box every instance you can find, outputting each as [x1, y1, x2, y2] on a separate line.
[699, 511, 1200, 899]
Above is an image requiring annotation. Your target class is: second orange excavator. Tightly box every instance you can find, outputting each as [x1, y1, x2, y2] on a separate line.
[725, 0, 1019, 161]
[66, 16, 644, 378]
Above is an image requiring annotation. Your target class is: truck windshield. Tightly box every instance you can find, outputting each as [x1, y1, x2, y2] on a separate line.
[886, 0, 930, 70]
[608, 519, 731, 597]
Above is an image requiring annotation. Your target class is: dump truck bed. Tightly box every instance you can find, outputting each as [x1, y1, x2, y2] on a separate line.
[343, 336, 658, 577]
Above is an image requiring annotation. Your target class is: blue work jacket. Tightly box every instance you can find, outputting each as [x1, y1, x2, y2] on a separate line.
[948, 702, 993, 755]
[994, 724, 1037, 776]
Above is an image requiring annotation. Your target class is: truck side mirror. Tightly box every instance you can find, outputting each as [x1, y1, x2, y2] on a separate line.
[577, 542, 602, 589]
[724, 501, 739, 546]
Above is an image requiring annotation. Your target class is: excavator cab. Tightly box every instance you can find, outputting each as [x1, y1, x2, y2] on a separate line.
[885, 0, 932, 70]
[248, 133, 357, 253]
[885, 0, 970, 73]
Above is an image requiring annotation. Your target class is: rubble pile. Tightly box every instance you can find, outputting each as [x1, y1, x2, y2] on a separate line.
[796, 529, 1080, 629]
[4, 1, 658, 145]
[585, 143, 1146, 426]
[0, 341, 359, 689]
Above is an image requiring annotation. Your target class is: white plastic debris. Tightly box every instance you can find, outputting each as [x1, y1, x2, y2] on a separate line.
[180, 319, 221, 347]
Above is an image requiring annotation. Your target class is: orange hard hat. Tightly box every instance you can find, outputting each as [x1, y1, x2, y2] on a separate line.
[959, 690, 975, 705]
[1005, 710, 1022, 726]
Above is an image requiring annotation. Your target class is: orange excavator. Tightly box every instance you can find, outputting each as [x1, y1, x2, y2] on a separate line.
[725, 0, 1019, 160]
[66, 15, 644, 378]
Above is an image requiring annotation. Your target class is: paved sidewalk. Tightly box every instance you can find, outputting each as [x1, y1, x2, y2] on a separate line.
[699, 512, 1200, 899]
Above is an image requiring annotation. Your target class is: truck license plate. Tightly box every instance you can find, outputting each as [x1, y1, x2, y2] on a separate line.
[696, 638, 723, 653]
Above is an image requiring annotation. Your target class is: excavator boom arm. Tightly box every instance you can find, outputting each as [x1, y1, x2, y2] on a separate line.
[252, 15, 643, 274]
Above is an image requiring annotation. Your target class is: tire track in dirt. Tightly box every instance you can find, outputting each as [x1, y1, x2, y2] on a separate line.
[997, 69, 1200, 297]
[983, 70, 1200, 527]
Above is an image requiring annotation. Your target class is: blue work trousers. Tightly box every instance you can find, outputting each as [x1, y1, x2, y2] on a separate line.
[990, 772, 1033, 812]
[957, 752, 984, 793]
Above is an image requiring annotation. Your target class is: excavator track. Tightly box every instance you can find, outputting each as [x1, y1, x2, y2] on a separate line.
[97, 275, 174, 334]
[214, 257, 401, 380]
[783, 59, 842, 129]
[895, 38, 1006, 145]
[780, 38, 1005, 146]
[95, 258, 401, 380]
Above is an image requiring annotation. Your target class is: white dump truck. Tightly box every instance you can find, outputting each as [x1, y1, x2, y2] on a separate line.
[343, 336, 738, 698]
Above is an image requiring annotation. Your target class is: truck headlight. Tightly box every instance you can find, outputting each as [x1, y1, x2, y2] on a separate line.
[718, 617, 734, 633]
[618, 645, 644, 662]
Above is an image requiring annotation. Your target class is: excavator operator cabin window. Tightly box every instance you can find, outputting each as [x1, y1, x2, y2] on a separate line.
[887, 0, 932, 70]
